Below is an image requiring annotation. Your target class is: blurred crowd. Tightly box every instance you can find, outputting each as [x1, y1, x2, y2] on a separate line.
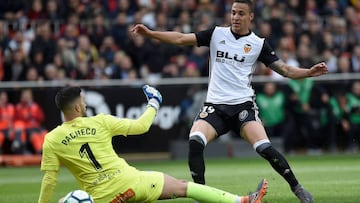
[0, 0, 360, 82]
[0, 89, 47, 155]
[0, 0, 360, 154]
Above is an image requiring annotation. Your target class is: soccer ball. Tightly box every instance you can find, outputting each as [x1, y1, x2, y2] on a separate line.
[62, 190, 94, 203]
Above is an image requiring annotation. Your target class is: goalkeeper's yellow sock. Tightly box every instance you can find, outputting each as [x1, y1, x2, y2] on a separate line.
[186, 181, 248, 203]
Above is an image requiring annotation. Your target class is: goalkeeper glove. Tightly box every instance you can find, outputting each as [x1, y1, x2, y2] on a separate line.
[142, 85, 162, 111]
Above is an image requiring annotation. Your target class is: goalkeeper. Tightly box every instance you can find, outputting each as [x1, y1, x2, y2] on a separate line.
[38, 85, 268, 203]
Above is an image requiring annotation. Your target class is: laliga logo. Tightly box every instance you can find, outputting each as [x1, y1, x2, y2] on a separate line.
[84, 90, 180, 130]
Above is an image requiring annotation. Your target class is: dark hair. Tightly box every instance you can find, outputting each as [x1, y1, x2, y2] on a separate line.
[234, 0, 254, 12]
[55, 86, 81, 111]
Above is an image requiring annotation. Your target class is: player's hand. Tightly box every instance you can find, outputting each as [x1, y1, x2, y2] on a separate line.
[130, 24, 151, 37]
[308, 62, 328, 77]
[142, 85, 162, 111]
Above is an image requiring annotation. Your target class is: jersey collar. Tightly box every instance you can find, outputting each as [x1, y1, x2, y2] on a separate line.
[230, 29, 251, 40]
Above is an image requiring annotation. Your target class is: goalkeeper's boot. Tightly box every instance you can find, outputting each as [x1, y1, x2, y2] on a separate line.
[293, 184, 313, 203]
[248, 178, 268, 203]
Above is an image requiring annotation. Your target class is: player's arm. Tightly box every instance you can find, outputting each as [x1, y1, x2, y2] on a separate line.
[259, 39, 328, 79]
[125, 107, 157, 135]
[269, 60, 328, 79]
[38, 170, 58, 203]
[108, 85, 162, 135]
[126, 85, 163, 134]
[131, 24, 197, 46]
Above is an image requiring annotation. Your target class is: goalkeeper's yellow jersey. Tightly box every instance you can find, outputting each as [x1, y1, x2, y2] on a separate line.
[40, 107, 156, 201]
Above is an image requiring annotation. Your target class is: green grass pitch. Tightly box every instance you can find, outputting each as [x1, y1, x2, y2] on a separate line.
[0, 154, 359, 203]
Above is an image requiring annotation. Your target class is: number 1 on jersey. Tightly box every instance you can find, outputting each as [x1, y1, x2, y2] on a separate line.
[79, 143, 102, 171]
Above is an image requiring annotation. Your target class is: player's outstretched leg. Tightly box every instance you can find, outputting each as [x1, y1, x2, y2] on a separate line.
[248, 179, 268, 203]
[292, 184, 314, 203]
[185, 178, 268, 203]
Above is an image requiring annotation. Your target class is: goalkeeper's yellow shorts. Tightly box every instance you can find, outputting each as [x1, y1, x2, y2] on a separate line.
[132, 171, 164, 202]
[107, 171, 164, 203]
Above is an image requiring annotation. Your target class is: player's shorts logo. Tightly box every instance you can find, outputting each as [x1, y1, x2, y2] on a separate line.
[239, 110, 248, 121]
[199, 111, 208, 118]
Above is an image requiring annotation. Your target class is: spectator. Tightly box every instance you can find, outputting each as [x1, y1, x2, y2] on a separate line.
[0, 91, 15, 154]
[43, 63, 59, 81]
[267, 5, 283, 44]
[257, 20, 277, 49]
[56, 38, 77, 76]
[347, 81, 360, 151]
[92, 57, 111, 80]
[58, 23, 78, 50]
[305, 0, 319, 14]
[57, 13, 85, 41]
[26, 0, 47, 21]
[176, 10, 193, 33]
[321, 48, 338, 74]
[123, 33, 149, 72]
[45, 0, 65, 22]
[256, 82, 295, 153]
[337, 54, 351, 73]
[87, 13, 109, 49]
[110, 51, 136, 80]
[173, 51, 189, 76]
[98, 35, 118, 64]
[182, 61, 200, 78]
[0, 48, 3, 81]
[65, 0, 88, 20]
[4, 30, 31, 60]
[287, 77, 315, 150]
[296, 43, 315, 68]
[350, 44, 360, 72]
[142, 38, 177, 78]
[162, 62, 179, 78]
[29, 50, 46, 79]
[329, 93, 352, 151]
[101, 0, 120, 19]
[303, 12, 323, 55]
[330, 17, 350, 54]
[139, 3, 156, 29]
[309, 85, 336, 152]
[75, 35, 99, 64]
[318, 31, 337, 54]
[3, 49, 29, 81]
[30, 22, 56, 66]
[71, 61, 94, 80]
[286, 0, 305, 16]
[0, 0, 25, 22]
[25, 66, 41, 81]
[320, 0, 342, 17]
[13, 89, 47, 154]
[280, 20, 297, 53]
[188, 46, 209, 76]
[155, 12, 170, 31]
[344, 6, 360, 44]
[0, 20, 10, 51]
[111, 12, 130, 49]
[52, 53, 68, 76]
[102, 0, 138, 20]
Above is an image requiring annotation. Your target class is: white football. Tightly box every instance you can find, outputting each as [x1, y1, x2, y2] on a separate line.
[63, 190, 94, 203]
